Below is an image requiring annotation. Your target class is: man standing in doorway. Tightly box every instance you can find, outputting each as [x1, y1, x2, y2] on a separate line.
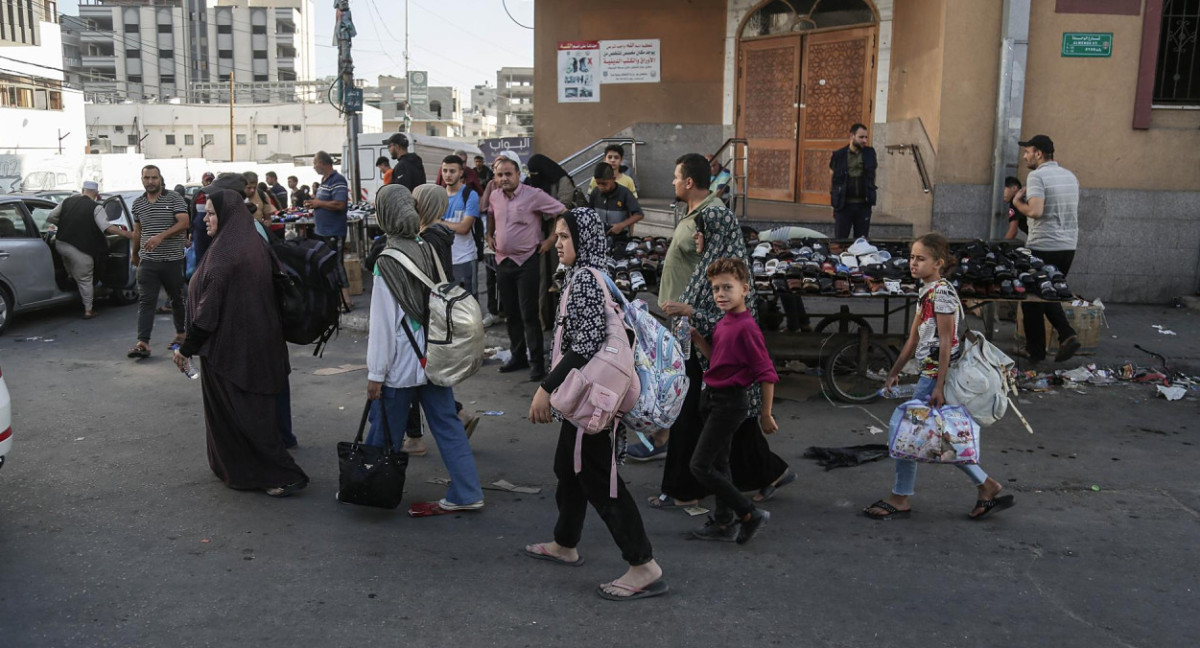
[127, 165, 190, 359]
[486, 155, 565, 381]
[305, 150, 354, 311]
[46, 181, 133, 319]
[265, 171, 288, 209]
[829, 123, 877, 239]
[1013, 134, 1080, 364]
[438, 155, 481, 297]
[388, 133, 426, 190]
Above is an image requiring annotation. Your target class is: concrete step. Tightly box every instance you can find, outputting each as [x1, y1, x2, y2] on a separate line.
[638, 197, 913, 240]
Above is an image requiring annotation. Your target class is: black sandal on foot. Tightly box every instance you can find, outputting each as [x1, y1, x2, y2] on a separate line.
[863, 500, 911, 520]
[127, 344, 150, 359]
[970, 494, 1015, 520]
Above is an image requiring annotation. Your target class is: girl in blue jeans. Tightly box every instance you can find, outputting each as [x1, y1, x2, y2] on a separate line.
[864, 233, 1014, 521]
[364, 185, 483, 512]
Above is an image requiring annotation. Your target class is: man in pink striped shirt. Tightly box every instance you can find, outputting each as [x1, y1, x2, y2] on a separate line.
[485, 156, 566, 382]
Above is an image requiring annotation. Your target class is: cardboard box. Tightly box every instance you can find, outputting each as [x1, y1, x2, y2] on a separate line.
[344, 254, 363, 296]
[1014, 301, 1105, 355]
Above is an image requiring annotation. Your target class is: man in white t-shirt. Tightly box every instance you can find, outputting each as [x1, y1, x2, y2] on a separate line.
[437, 154, 481, 297]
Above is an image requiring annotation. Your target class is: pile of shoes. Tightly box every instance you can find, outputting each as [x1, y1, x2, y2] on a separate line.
[743, 234, 920, 298]
[949, 240, 1073, 301]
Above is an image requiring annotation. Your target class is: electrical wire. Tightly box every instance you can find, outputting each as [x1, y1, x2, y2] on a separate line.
[501, 0, 533, 30]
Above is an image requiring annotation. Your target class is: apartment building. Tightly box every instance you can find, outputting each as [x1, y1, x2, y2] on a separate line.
[495, 66, 533, 137]
[64, 0, 316, 104]
[0, 6, 88, 156]
[364, 74, 463, 138]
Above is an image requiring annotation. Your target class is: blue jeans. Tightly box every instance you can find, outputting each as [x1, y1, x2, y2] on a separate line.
[889, 376, 988, 496]
[453, 260, 478, 298]
[365, 383, 483, 506]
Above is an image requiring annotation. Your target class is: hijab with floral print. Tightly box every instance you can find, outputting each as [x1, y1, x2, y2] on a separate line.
[679, 205, 757, 338]
[559, 207, 611, 272]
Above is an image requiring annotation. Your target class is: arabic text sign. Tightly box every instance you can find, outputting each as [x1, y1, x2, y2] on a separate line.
[557, 41, 600, 103]
[600, 39, 661, 84]
[1062, 33, 1112, 58]
[480, 137, 534, 166]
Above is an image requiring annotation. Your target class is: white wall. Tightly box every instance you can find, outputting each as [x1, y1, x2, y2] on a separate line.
[0, 21, 88, 155]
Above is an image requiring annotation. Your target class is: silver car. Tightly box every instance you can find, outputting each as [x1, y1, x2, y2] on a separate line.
[0, 194, 138, 335]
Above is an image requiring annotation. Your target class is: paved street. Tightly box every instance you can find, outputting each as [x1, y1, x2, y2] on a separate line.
[1, 298, 1198, 648]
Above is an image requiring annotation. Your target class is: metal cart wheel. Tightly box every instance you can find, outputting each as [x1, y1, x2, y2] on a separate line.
[814, 313, 873, 335]
[822, 334, 897, 403]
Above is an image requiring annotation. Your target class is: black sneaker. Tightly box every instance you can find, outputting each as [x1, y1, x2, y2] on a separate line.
[690, 517, 739, 542]
[1055, 335, 1081, 363]
[528, 366, 547, 382]
[499, 359, 530, 374]
[736, 509, 770, 545]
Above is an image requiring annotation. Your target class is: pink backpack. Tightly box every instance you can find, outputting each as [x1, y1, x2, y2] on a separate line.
[550, 266, 640, 497]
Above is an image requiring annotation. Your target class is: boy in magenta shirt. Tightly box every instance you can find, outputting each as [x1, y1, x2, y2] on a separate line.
[689, 257, 777, 544]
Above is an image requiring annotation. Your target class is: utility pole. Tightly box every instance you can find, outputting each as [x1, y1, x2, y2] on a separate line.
[404, 0, 411, 135]
[336, 0, 361, 202]
[229, 73, 234, 162]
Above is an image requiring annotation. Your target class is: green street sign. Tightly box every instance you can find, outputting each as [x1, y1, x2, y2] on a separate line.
[1062, 32, 1112, 57]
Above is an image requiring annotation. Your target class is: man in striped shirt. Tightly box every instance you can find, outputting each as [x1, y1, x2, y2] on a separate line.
[128, 164, 190, 359]
[1013, 134, 1080, 364]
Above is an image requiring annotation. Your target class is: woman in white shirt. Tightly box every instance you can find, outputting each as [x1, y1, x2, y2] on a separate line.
[365, 184, 484, 513]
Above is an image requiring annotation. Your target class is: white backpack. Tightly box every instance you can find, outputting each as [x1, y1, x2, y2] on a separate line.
[942, 302, 1032, 432]
[381, 249, 484, 387]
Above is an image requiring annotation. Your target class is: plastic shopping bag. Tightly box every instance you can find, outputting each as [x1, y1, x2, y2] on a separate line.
[888, 400, 980, 465]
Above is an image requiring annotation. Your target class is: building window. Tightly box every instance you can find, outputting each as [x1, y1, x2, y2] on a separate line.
[128, 75, 142, 83]
[128, 135, 138, 146]
[49, 91, 62, 110]
[124, 24, 138, 33]
[157, 24, 172, 34]
[430, 100, 442, 118]
[217, 24, 232, 34]
[253, 50, 267, 59]
[115, 125, 124, 133]
[1155, 0, 1200, 105]
[254, 74, 269, 82]
[165, 134, 176, 145]
[257, 134, 268, 145]
[203, 134, 214, 145]
[236, 134, 247, 145]
[162, 75, 175, 84]
[219, 50, 233, 59]
[184, 134, 194, 145]
[281, 125, 291, 132]
[252, 25, 267, 35]
[126, 49, 141, 59]
[292, 124, 301, 132]
[160, 49, 174, 59]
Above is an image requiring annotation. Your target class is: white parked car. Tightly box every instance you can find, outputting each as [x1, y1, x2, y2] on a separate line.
[0, 356, 11, 470]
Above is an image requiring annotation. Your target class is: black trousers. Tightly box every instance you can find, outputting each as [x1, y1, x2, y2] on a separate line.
[496, 256, 544, 368]
[553, 421, 654, 566]
[1023, 249, 1077, 360]
[779, 292, 810, 330]
[136, 258, 185, 343]
[690, 387, 757, 526]
[660, 355, 790, 501]
[834, 202, 872, 239]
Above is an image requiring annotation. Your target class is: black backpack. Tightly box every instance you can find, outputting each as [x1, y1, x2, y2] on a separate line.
[267, 237, 345, 356]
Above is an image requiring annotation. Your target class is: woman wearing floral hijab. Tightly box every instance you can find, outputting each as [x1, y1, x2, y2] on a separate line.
[365, 184, 484, 513]
[524, 207, 667, 602]
[653, 203, 793, 512]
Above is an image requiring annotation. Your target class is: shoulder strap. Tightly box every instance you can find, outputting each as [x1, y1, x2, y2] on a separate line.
[380, 248, 448, 289]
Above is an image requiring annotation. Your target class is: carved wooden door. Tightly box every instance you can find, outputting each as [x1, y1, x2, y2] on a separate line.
[737, 36, 801, 202]
[797, 27, 875, 206]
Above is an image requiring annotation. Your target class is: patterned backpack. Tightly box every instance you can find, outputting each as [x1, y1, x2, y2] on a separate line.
[602, 275, 690, 434]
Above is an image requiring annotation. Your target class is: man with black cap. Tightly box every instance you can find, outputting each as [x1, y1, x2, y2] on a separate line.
[387, 133, 426, 190]
[1013, 134, 1081, 364]
[46, 181, 133, 319]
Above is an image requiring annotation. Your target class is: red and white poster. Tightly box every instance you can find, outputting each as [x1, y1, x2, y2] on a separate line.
[557, 41, 600, 103]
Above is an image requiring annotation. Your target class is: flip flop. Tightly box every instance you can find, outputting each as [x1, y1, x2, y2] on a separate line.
[523, 543, 585, 567]
[647, 494, 695, 510]
[127, 344, 150, 359]
[755, 472, 797, 502]
[969, 494, 1015, 520]
[863, 500, 912, 520]
[597, 579, 669, 602]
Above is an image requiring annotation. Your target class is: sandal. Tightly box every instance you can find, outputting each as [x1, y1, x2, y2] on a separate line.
[264, 480, 308, 498]
[863, 500, 912, 520]
[755, 472, 797, 502]
[596, 579, 669, 602]
[523, 543, 585, 567]
[647, 493, 695, 510]
[969, 494, 1015, 520]
[127, 343, 150, 359]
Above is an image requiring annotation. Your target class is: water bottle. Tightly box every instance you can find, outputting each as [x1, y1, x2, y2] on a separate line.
[182, 359, 200, 380]
[675, 316, 692, 358]
[879, 383, 916, 399]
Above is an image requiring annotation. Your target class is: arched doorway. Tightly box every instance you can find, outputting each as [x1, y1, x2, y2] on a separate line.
[736, 0, 878, 204]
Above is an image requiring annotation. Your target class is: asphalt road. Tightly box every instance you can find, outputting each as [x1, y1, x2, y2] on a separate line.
[1, 298, 1197, 648]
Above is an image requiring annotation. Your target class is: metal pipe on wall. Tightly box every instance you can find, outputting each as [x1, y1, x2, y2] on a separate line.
[988, 0, 1030, 241]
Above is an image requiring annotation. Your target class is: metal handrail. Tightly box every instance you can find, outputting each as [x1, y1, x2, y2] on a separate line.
[559, 137, 646, 184]
[708, 137, 749, 222]
[884, 143, 932, 194]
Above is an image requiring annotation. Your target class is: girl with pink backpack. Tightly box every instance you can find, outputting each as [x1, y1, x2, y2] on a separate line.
[524, 207, 667, 602]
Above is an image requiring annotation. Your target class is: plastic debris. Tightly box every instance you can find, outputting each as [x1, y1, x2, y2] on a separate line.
[484, 479, 542, 494]
[1152, 325, 1176, 335]
[1156, 385, 1186, 401]
[683, 506, 710, 517]
[480, 410, 504, 416]
[1090, 485, 1101, 492]
[867, 425, 884, 435]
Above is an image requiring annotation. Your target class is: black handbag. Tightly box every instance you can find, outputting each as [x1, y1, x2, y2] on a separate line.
[336, 399, 409, 509]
